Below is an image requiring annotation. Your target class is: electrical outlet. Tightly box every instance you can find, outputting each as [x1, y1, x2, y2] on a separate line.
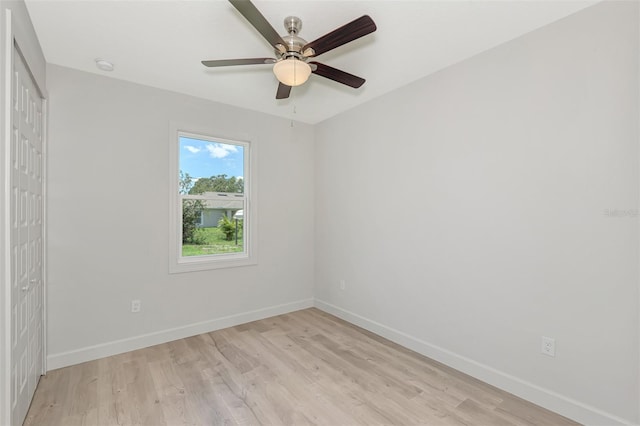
[131, 299, 141, 313]
[541, 336, 555, 357]
[339, 280, 346, 290]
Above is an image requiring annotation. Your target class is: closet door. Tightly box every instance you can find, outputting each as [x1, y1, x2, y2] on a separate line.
[10, 45, 44, 426]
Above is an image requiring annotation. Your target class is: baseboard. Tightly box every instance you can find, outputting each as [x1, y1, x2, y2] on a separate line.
[47, 298, 314, 371]
[314, 299, 633, 426]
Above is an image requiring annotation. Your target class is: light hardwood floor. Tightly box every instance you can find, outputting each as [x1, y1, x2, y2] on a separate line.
[24, 308, 579, 425]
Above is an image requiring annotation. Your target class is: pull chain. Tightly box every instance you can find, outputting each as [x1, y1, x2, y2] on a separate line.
[291, 60, 297, 127]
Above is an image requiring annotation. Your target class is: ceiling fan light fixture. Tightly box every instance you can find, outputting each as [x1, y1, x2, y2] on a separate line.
[273, 58, 311, 87]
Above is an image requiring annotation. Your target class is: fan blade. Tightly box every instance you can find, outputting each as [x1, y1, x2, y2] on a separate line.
[276, 82, 291, 99]
[302, 15, 376, 57]
[202, 58, 275, 67]
[309, 62, 365, 88]
[229, 0, 287, 49]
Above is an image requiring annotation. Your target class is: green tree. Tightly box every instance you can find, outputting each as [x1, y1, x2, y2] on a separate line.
[189, 174, 244, 194]
[217, 214, 242, 242]
[179, 170, 195, 194]
[180, 171, 206, 244]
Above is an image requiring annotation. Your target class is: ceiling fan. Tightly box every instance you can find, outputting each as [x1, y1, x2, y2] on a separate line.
[201, 0, 377, 99]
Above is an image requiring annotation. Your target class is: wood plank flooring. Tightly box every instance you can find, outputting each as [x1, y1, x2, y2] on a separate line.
[24, 308, 579, 425]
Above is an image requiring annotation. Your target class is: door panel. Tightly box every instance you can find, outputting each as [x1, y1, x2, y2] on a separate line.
[10, 45, 44, 426]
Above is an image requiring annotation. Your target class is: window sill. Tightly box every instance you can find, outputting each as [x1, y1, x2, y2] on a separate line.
[169, 253, 257, 273]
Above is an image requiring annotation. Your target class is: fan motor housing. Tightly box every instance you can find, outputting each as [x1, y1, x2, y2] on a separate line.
[280, 35, 306, 55]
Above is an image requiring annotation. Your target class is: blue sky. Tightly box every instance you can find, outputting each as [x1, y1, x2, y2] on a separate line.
[179, 136, 244, 179]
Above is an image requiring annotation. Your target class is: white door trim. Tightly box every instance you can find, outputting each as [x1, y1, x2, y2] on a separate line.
[41, 95, 48, 378]
[1, 9, 14, 426]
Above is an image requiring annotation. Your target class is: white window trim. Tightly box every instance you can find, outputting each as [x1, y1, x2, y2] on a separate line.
[169, 123, 258, 273]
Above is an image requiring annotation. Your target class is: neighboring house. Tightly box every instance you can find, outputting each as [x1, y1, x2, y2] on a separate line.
[196, 192, 243, 228]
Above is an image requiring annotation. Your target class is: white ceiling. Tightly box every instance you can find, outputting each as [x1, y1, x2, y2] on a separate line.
[25, 0, 598, 124]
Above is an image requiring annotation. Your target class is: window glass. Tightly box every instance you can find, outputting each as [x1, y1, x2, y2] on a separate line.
[179, 136, 246, 258]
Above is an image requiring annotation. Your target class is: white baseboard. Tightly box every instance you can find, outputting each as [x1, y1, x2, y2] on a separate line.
[313, 299, 633, 426]
[47, 298, 314, 371]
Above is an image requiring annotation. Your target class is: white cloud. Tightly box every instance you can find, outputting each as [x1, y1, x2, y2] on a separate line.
[206, 143, 238, 159]
[184, 145, 201, 154]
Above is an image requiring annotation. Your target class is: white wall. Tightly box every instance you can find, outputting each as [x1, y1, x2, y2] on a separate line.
[314, 1, 638, 424]
[0, 1, 46, 423]
[45, 64, 315, 367]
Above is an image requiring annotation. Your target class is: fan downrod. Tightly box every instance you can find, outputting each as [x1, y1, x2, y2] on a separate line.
[278, 16, 309, 57]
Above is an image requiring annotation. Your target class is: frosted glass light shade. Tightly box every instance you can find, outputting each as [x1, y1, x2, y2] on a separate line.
[273, 58, 311, 87]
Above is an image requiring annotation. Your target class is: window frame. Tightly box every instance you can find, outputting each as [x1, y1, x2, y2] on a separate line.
[169, 123, 257, 273]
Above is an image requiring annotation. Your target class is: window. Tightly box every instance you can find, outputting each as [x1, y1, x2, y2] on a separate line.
[169, 125, 257, 273]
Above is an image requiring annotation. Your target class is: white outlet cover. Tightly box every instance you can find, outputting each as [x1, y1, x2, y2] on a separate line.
[541, 336, 555, 357]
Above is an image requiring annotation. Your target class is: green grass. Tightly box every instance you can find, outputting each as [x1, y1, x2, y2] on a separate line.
[182, 226, 243, 256]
